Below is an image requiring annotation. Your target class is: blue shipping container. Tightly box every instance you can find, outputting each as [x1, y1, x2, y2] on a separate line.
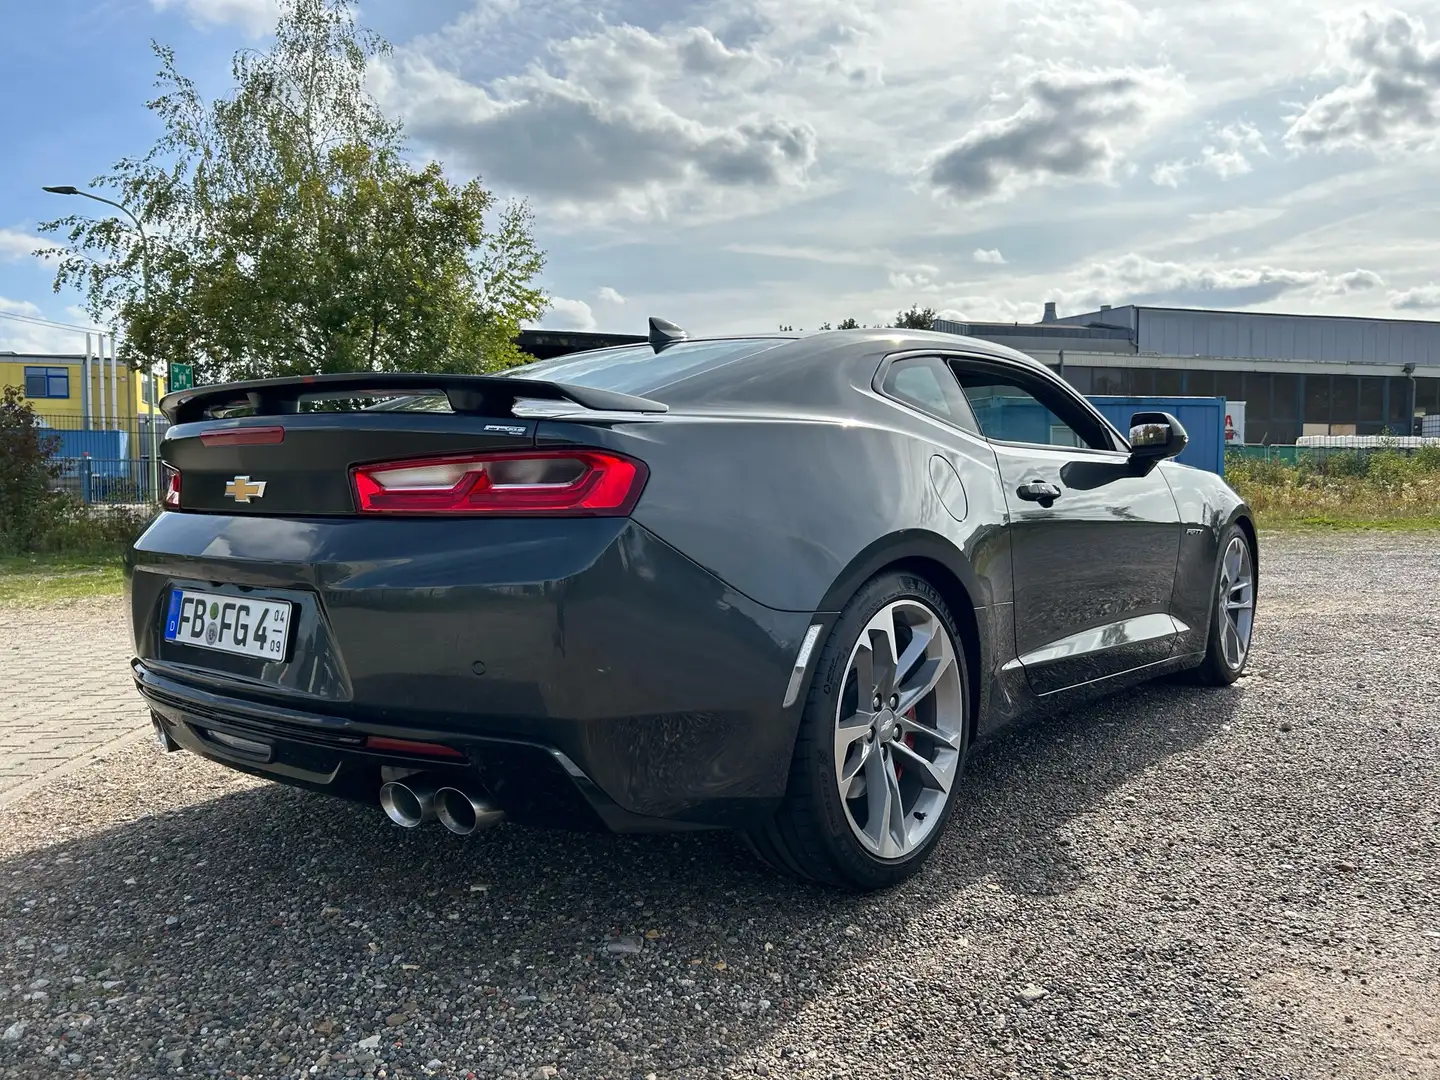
[1086, 395, 1226, 477]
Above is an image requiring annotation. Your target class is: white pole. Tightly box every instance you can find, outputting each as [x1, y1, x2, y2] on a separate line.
[108, 332, 119, 430]
[82, 333, 93, 430]
[96, 333, 108, 431]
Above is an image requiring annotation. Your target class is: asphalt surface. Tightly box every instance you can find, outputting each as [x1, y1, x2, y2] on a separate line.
[1, 530, 1437, 1080]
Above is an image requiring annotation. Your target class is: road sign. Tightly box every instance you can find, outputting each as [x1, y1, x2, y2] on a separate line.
[168, 362, 194, 393]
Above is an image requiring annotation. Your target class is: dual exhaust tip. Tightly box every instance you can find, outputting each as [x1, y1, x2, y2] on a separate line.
[378, 777, 504, 836]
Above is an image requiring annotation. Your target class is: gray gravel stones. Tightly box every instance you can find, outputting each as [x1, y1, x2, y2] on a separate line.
[0, 530, 1437, 1079]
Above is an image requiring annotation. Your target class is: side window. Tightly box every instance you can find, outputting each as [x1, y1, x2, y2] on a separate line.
[880, 356, 978, 432]
[952, 366, 1114, 451]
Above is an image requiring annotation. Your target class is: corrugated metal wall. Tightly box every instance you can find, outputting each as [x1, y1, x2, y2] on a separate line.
[1134, 309, 1440, 366]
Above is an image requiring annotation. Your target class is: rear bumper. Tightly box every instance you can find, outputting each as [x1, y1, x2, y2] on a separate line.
[128, 513, 828, 831]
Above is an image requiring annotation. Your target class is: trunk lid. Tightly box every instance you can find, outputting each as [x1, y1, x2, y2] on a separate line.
[159, 372, 667, 516]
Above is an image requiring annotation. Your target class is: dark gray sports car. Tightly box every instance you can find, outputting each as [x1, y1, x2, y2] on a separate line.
[129, 321, 1257, 891]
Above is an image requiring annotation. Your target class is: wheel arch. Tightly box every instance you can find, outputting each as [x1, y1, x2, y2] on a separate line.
[815, 530, 987, 743]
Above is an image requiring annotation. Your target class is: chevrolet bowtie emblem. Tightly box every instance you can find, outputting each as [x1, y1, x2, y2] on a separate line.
[224, 475, 268, 503]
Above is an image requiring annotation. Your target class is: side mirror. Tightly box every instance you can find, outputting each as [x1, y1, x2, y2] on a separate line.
[1128, 410, 1188, 468]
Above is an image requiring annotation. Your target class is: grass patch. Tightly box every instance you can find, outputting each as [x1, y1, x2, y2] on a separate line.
[0, 552, 127, 605]
[1228, 448, 1440, 532]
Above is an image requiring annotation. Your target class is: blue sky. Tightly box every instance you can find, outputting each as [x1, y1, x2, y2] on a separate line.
[5, 0, 1440, 355]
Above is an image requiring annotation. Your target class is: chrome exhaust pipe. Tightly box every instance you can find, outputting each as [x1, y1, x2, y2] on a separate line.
[435, 787, 505, 836]
[378, 777, 441, 828]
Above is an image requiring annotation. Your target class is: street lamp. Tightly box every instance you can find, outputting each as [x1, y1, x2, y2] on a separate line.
[43, 184, 161, 503]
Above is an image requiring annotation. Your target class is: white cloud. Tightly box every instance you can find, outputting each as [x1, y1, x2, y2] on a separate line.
[1200, 121, 1268, 178]
[596, 286, 627, 304]
[373, 23, 817, 222]
[1150, 120, 1268, 185]
[972, 248, 1007, 264]
[1057, 252, 1387, 310]
[0, 228, 44, 262]
[0, 299, 91, 354]
[1389, 282, 1440, 309]
[1286, 7, 1440, 153]
[926, 66, 1185, 202]
[539, 296, 598, 331]
[150, 0, 279, 36]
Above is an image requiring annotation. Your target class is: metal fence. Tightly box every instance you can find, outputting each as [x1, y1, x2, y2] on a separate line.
[51, 457, 162, 507]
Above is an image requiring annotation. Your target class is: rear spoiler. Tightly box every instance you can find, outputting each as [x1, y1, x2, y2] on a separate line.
[159, 371, 669, 425]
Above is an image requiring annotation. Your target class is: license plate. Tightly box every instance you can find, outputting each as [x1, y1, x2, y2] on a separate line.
[163, 588, 292, 661]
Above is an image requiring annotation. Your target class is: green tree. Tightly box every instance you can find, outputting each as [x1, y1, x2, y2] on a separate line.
[837, 317, 860, 329]
[892, 304, 937, 330]
[40, 0, 547, 384]
[0, 387, 62, 553]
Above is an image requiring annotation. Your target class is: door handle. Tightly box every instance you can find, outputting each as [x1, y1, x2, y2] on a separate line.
[1016, 480, 1061, 503]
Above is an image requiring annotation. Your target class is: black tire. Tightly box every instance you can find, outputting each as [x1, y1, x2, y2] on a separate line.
[747, 570, 971, 891]
[1186, 522, 1257, 686]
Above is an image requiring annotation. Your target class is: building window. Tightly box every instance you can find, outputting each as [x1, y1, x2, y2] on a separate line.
[1091, 368, 1124, 395]
[1153, 368, 1183, 396]
[1186, 370, 1216, 397]
[1304, 375, 1332, 427]
[1245, 373, 1273, 418]
[1271, 374, 1299, 420]
[1417, 377, 1440, 417]
[1331, 376, 1359, 428]
[23, 366, 70, 399]
[1214, 371, 1246, 405]
[1125, 368, 1156, 396]
[1359, 377, 1384, 423]
[1388, 377, 1413, 428]
[1061, 366, 1093, 393]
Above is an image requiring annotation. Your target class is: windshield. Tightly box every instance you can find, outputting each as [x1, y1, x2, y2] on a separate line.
[501, 338, 789, 396]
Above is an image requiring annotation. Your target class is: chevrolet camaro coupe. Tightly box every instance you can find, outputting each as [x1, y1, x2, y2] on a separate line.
[129, 322, 1257, 891]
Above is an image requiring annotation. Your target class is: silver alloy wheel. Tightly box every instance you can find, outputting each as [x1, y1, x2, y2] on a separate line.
[1217, 535, 1256, 670]
[834, 598, 965, 860]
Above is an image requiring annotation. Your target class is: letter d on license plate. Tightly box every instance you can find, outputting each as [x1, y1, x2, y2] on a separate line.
[163, 588, 292, 661]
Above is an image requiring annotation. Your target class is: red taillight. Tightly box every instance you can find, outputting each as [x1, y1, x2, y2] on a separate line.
[350, 449, 648, 516]
[200, 426, 286, 447]
[363, 736, 466, 759]
[163, 465, 182, 509]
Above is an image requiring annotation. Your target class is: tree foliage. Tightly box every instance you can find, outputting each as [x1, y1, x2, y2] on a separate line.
[0, 387, 62, 553]
[892, 304, 937, 330]
[40, 0, 547, 383]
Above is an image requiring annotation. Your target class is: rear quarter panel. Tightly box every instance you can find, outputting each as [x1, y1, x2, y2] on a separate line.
[540, 412, 1013, 616]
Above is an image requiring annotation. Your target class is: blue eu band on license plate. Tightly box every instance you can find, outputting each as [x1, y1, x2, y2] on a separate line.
[163, 587, 293, 661]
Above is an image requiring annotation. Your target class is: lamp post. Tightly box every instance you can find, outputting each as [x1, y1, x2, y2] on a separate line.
[43, 185, 161, 503]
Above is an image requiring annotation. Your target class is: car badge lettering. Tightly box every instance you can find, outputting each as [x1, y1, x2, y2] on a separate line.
[225, 475, 268, 503]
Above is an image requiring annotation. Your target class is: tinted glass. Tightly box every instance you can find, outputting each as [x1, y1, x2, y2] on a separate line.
[1331, 376, 1358, 424]
[1091, 368, 1123, 395]
[1304, 375, 1332, 425]
[1060, 366, 1093, 393]
[1214, 371, 1246, 405]
[503, 338, 787, 396]
[1154, 368, 1183, 396]
[1359, 377, 1384, 422]
[881, 357, 978, 431]
[1388, 377, 1413, 425]
[1187, 370, 1215, 396]
[1418, 377, 1440, 416]
[1271, 374, 1298, 419]
[1244, 373, 1272, 418]
[954, 370, 1108, 450]
[1125, 368, 1156, 396]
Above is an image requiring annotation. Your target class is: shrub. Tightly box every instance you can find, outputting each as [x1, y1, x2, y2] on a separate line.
[0, 386, 63, 553]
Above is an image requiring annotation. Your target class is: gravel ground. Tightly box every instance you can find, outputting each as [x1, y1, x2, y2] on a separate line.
[0, 530, 1436, 1080]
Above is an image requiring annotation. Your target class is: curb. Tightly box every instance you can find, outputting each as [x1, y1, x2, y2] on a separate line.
[0, 722, 153, 811]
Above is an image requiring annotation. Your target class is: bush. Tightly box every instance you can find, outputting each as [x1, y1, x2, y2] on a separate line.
[30, 499, 154, 555]
[1227, 444, 1440, 526]
[0, 386, 63, 553]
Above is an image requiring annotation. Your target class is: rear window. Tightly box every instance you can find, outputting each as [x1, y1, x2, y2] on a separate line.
[502, 338, 788, 396]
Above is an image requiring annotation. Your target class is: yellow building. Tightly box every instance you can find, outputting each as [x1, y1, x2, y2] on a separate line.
[0, 351, 164, 432]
